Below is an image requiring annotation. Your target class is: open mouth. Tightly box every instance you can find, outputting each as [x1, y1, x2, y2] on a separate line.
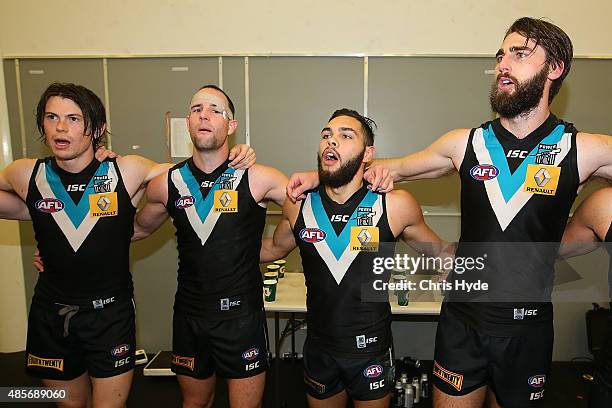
[53, 138, 71, 148]
[323, 149, 339, 165]
[497, 75, 515, 90]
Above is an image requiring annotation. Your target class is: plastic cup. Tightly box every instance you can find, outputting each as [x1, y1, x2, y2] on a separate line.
[263, 279, 278, 302]
[273, 260, 286, 278]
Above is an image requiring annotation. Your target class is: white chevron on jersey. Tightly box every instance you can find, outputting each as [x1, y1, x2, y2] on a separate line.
[302, 193, 383, 285]
[35, 162, 119, 252]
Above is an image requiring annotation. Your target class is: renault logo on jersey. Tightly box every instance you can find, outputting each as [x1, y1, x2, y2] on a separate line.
[524, 164, 560, 196]
[97, 196, 112, 211]
[175, 195, 195, 209]
[350, 226, 379, 252]
[36, 198, 65, 213]
[89, 192, 118, 217]
[299, 228, 326, 243]
[470, 164, 499, 181]
[534, 168, 551, 187]
[214, 190, 238, 212]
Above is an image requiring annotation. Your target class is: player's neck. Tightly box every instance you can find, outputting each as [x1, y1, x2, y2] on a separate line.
[54, 148, 95, 174]
[192, 144, 230, 173]
[324, 174, 364, 205]
[499, 100, 551, 140]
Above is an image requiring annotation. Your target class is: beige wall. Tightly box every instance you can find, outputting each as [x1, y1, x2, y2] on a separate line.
[0, 52, 27, 352]
[0, 0, 611, 57]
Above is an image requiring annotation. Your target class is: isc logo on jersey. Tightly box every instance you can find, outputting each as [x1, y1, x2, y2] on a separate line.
[35, 198, 65, 213]
[470, 164, 499, 181]
[363, 365, 383, 378]
[299, 228, 326, 243]
[175, 196, 195, 209]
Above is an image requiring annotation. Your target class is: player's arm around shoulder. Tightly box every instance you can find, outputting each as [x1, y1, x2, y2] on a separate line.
[385, 189, 445, 257]
[248, 163, 289, 207]
[577, 132, 612, 183]
[115, 155, 172, 204]
[369, 128, 470, 183]
[260, 193, 300, 263]
[132, 170, 170, 241]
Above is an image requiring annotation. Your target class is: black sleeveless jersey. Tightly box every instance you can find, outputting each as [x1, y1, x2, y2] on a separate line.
[26, 157, 135, 307]
[294, 184, 396, 355]
[449, 115, 580, 336]
[166, 158, 266, 320]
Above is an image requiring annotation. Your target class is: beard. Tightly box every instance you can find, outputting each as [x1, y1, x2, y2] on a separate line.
[317, 148, 365, 189]
[489, 64, 549, 119]
[190, 133, 226, 152]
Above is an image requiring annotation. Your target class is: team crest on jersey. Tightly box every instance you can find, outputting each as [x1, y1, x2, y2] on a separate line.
[523, 165, 560, 196]
[93, 175, 112, 193]
[535, 143, 561, 165]
[35, 198, 65, 213]
[299, 227, 326, 243]
[470, 164, 499, 181]
[175, 195, 195, 209]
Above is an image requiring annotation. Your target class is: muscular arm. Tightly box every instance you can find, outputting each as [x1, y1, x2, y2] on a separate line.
[0, 190, 30, 220]
[577, 132, 612, 183]
[386, 189, 447, 257]
[133, 172, 170, 241]
[249, 164, 289, 207]
[559, 187, 612, 258]
[260, 199, 299, 262]
[116, 155, 173, 206]
[370, 128, 469, 183]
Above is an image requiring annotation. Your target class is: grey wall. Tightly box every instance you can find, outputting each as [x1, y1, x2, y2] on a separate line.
[3, 55, 612, 361]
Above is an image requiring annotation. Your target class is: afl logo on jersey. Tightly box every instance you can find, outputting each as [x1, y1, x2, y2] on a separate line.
[35, 198, 64, 213]
[470, 164, 499, 181]
[242, 348, 259, 361]
[299, 228, 326, 243]
[175, 196, 195, 209]
[363, 365, 383, 378]
[528, 374, 546, 388]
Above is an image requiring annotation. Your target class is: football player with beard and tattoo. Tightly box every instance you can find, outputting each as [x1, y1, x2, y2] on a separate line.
[287, 17, 612, 408]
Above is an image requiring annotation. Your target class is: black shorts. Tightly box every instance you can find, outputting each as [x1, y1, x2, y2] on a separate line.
[433, 304, 553, 407]
[26, 299, 136, 380]
[303, 336, 394, 401]
[171, 309, 269, 379]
